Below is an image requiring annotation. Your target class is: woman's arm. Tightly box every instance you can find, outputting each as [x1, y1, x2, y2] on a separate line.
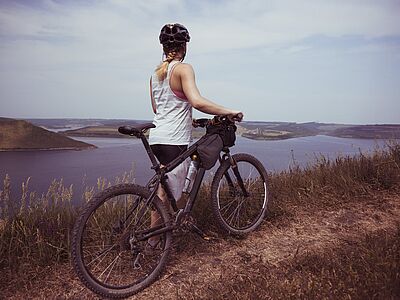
[179, 64, 242, 117]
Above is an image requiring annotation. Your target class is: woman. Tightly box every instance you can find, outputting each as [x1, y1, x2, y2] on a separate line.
[148, 23, 242, 247]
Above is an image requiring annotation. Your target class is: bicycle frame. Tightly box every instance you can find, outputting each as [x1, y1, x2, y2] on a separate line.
[139, 131, 215, 210]
[131, 167, 209, 243]
[126, 125, 246, 242]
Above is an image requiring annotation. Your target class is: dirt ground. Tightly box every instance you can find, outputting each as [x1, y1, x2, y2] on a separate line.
[2, 191, 399, 300]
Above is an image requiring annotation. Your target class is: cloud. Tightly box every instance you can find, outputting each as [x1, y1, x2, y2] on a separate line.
[0, 0, 399, 122]
[2, 1, 400, 51]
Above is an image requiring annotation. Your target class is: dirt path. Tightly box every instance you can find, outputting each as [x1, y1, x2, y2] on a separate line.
[3, 192, 400, 299]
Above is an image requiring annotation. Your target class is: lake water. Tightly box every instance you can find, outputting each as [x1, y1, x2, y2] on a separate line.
[0, 135, 392, 201]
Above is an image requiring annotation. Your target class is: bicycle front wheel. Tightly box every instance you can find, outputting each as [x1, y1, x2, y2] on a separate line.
[211, 153, 269, 235]
[71, 184, 172, 299]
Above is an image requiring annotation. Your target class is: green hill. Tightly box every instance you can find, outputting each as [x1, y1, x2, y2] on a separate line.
[329, 125, 400, 139]
[0, 118, 96, 151]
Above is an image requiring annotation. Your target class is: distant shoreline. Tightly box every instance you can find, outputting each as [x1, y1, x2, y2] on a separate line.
[0, 146, 96, 152]
[6, 118, 400, 142]
[63, 132, 400, 141]
[241, 133, 400, 141]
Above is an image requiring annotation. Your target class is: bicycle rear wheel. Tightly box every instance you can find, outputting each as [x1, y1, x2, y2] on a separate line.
[71, 184, 172, 298]
[211, 153, 269, 235]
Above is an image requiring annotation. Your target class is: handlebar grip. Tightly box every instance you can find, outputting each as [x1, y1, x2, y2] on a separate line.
[232, 112, 243, 122]
[192, 118, 209, 128]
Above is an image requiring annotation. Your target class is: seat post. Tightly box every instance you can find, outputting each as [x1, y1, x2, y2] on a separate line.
[140, 134, 159, 170]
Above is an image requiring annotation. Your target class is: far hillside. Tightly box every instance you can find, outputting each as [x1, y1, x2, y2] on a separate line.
[240, 122, 400, 140]
[0, 118, 95, 151]
[62, 125, 123, 138]
[26, 118, 400, 141]
[329, 125, 400, 139]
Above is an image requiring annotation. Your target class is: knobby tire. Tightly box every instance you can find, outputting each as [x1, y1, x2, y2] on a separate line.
[211, 153, 269, 235]
[71, 183, 172, 299]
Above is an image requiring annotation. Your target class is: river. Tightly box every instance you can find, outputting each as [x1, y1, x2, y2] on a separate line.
[0, 135, 392, 201]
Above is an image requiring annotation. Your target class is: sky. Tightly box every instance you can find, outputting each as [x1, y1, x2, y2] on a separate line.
[0, 0, 399, 124]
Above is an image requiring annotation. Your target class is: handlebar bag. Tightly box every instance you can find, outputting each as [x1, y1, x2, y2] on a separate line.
[197, 134, 223, 170]
[206, 123, 237, 147]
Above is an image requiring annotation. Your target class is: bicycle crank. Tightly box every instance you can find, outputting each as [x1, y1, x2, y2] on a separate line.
[178, 213, 213, 241]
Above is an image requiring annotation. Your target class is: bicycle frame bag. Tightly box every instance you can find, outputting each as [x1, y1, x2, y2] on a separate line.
[197, 134, 223, 170]
[206, 122, 237, 147]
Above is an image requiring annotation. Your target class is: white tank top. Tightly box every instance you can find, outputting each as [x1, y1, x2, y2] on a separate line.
[149, 61, 192, 145]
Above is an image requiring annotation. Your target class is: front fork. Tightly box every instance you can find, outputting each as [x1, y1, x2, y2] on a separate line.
[221, 150, 249, 197]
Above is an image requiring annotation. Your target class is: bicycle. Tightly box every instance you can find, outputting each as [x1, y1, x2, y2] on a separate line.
[71, 115, 269, 298]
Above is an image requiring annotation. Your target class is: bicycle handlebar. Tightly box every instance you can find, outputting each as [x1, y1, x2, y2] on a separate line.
[192, 114, 243, 128]
[230, 112, 244, 122]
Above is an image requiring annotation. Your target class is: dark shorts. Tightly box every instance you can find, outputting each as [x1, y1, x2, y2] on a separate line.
[150, 144, 188, 165]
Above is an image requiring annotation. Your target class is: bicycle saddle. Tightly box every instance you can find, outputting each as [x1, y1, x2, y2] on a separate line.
[118, 123, 155, 136]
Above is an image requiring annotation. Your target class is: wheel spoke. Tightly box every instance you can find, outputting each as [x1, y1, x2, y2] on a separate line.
[219, 194, 237, 213]
[100, 253, 121, 283]
[85, 244, 116, 267]
[226, 199, 241, 226]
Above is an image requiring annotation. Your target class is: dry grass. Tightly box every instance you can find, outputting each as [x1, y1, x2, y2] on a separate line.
[0, 143, 399, 299]
[0, 171, 135, 271]
[187, 227, 400, 300]
[193, 142, 400, 231]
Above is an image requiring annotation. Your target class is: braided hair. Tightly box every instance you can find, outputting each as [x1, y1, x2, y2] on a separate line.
[155, 44, 185, 81]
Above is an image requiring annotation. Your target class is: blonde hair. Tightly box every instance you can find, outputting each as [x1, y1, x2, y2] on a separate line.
[155, 44, 185, 81]
[155, 51, 176, 81]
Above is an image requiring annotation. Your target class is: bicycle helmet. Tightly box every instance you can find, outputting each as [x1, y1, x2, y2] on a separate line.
[159, 23, 190, 45]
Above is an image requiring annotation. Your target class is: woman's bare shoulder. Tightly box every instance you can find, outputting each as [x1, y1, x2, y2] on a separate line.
[176, 62, 193, 70]
[176, 63, 194, 76]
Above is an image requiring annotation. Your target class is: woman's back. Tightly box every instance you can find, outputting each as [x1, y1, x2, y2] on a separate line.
[149, 61, 192, 145]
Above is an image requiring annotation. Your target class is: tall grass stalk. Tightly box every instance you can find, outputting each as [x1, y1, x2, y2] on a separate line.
[269, 143, 400, 209]
[0, 169, 136, 271]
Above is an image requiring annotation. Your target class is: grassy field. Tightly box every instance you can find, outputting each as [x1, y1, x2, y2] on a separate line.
[0, 143, 399, 299]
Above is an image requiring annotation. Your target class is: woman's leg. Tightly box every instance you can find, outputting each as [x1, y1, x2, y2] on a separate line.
[148, 164, 168, 247]
[148, 145, 187, 247]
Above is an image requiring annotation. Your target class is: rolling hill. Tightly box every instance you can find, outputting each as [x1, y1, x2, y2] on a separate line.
[0, 118, 95, 151]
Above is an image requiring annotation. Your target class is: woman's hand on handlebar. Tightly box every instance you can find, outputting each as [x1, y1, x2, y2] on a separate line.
[228, 111, 244, 122]
[193, 112, 243, 128]
[192, 118, 208, 128]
